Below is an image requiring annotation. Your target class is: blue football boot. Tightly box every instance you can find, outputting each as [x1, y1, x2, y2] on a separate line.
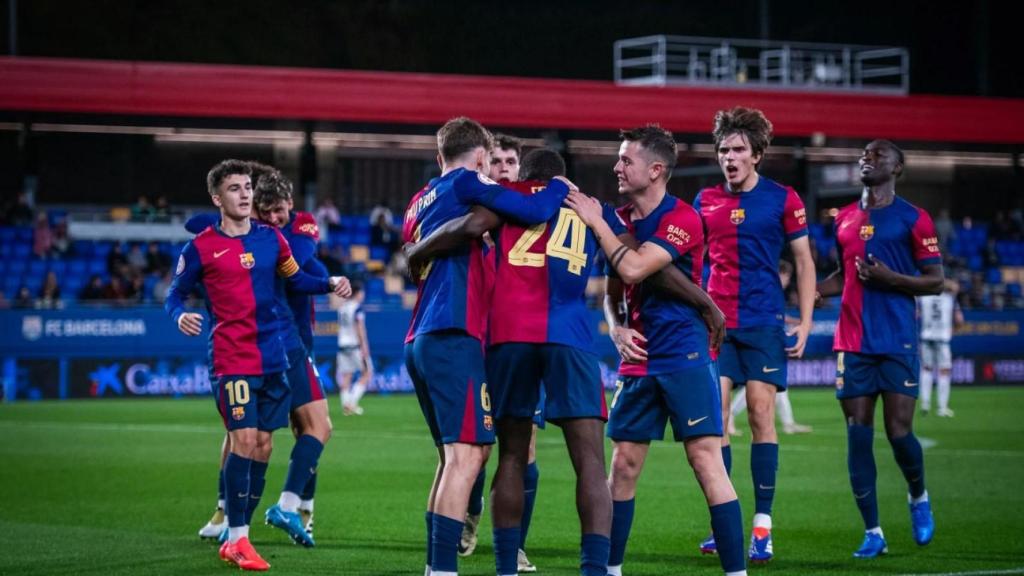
[852, 531, 888, 558]
[699, 533, 717, 555]
[265, 504, 316, 547]
[748, 527, 773, 563]
[910, 500, 935, 546]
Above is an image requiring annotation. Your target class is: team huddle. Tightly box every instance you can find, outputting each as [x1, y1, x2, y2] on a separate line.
[167, 106, 944, 575]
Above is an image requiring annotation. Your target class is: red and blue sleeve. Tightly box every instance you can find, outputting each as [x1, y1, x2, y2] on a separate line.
[274, 228, 331, 294]
[455, 171, 568, 225]
[648, 207, 702, 261]
[783, 187, 809, 242]
[165, 241, 203, 324]
[911, 208, 942, 267]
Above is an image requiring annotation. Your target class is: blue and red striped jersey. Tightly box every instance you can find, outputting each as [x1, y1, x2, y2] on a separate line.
[833, 197, 942, 355]
[488, 179, 597, 351]
[613, 194, 709, 377]
[402, 168, 569, 343]
[165, 221, 331, 377]
[694, 178, 808, 329]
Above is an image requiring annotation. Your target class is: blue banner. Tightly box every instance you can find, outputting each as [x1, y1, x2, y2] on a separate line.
[3, 307, 1023, 400]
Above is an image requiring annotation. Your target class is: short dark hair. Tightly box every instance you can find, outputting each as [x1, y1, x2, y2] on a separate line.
[437, 117, 493, 162]
[492, 133, 522, 156]
[519, 148, 566, 181]
[254, 170, 294, 211]
[712, 107, 774, 163]
[873, 139, 906, 165]
[619, 124, 678, 179]
[206, 159, 251, 195]
[248, 161, 277, 187]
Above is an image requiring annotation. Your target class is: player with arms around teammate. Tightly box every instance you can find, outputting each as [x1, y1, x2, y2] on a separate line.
[337, 281, 373, 415]
[167, 160, 351, 570]
[816, 140, 943, 558]
[403, 117, 573, 576]
[567, 125, 747, 576]
[408, 148, 623, 576]
[918, 279, 963, 417]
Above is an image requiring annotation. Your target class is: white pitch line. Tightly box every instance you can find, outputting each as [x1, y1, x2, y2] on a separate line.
[897, 568, 1024, 576]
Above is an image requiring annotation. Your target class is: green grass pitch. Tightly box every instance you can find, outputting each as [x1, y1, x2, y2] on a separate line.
[1, 387, 1023, 575]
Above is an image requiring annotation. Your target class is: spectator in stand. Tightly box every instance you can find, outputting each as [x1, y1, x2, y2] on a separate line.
[992, 211, 1013, 241]
[13, 286, 33, 309]
[79, 275, 105, 302]
[131, 195, 156, 221]
[102, 276, 129, 303]
[983, 237, 1000, 269]
[6, 191, 34, 226]
[154, 195, 171, 222]
[369, 203, 401, 269]
[933, 209, 955, 257]
[153, 270, 173, 303]
[51, 219, 69, 257]
[107, 243, 129, 278]
[33, 212, 52, 259]
[1010, 209, 1024, 240]
[126, 243, 148, 271]
[37, 271, 62, 309]
[315, 197, 342, 234]
[145, 241, 171, 275]
[317, 243, 346, 276]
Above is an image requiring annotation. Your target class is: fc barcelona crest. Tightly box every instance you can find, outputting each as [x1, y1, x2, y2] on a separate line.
[239, 252, 256, 269]
[232, 406, 246, 421]
[859, 225, 875, 240]
[730, 208, 746, 225]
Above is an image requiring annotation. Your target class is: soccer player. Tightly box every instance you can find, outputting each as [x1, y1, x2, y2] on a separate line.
[918, 279, 963, 417]
[167, 159, 350, 570]
[693, 107, 816, 562]
[191, 166, 337, 547]
[566, 125, 747, 576]
[816, 139, 943, 558]
[402, 117, 572, 576]
[337, 281, 373, 416]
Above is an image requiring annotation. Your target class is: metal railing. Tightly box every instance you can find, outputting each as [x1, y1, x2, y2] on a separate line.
[614, 35, 909, 94]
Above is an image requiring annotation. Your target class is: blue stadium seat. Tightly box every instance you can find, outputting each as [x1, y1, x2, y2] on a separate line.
[967, 255, 983, 271]
[0, 227, 15, 242]
[49, 260, 67, 276]
[15, 227, 33, 242]
[25, 275, 44, 292]
[71, 240, 93, 257]
[986, 268, 1003, 285]
[369, 246, 390, 262]
[8, 260, 27, 275]
[68, 259, 88, 275]
[87, 260, 107, 275]
[13, 244, 31, 259]
[29, 260, 48, 275]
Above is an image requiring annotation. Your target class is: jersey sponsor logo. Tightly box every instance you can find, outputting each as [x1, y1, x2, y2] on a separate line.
[730, 208, 745, 225]
[922, 236, 940, 253]
[239, 252, 256, 269]
[859, 225, 875, 240]
[298, 222, 318, 237]
[214, 249, 230, 259]
[231, 406, 246, 420]
[176, 254, 186, 275]
[793, 207, 807, 225]
[665, 224, 691, 247]
[687, 416, 709, 426]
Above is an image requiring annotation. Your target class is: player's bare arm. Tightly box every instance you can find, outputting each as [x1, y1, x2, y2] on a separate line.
[787, 235, 817, 358]
[617, 232, 726, 352]
[603, 275, 647, 363]
[403, 206, 502, 276]
[855, 255, 943, 296]
[566, 190, 672, 284]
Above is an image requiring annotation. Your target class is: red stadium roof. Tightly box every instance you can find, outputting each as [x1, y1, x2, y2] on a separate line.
[2, 56, 1024, 144]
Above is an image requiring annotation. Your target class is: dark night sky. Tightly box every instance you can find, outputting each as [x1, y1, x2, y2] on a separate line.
[2, 0, 1017, 98]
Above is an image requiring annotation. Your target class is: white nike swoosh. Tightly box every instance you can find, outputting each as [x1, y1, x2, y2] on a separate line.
[705, 204, 724, 212]
[762, 367, 780, 373]
[854, 491, 871, 499]
[214, 249, 230, 258]
[688, 416, 709, 426]
[904, 381, 919, 387]
[758, 484, 775, 490]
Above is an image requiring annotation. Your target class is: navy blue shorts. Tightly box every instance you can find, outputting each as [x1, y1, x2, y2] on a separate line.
[835, 352, 920, 399]
[718, 325, 788, 389]
[214, 373, 291, 432]
[487, 343, 607, 425]
[287, 347, 326, 411]
[607, 363, 722, 442]
[406, 332, 495, 446]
